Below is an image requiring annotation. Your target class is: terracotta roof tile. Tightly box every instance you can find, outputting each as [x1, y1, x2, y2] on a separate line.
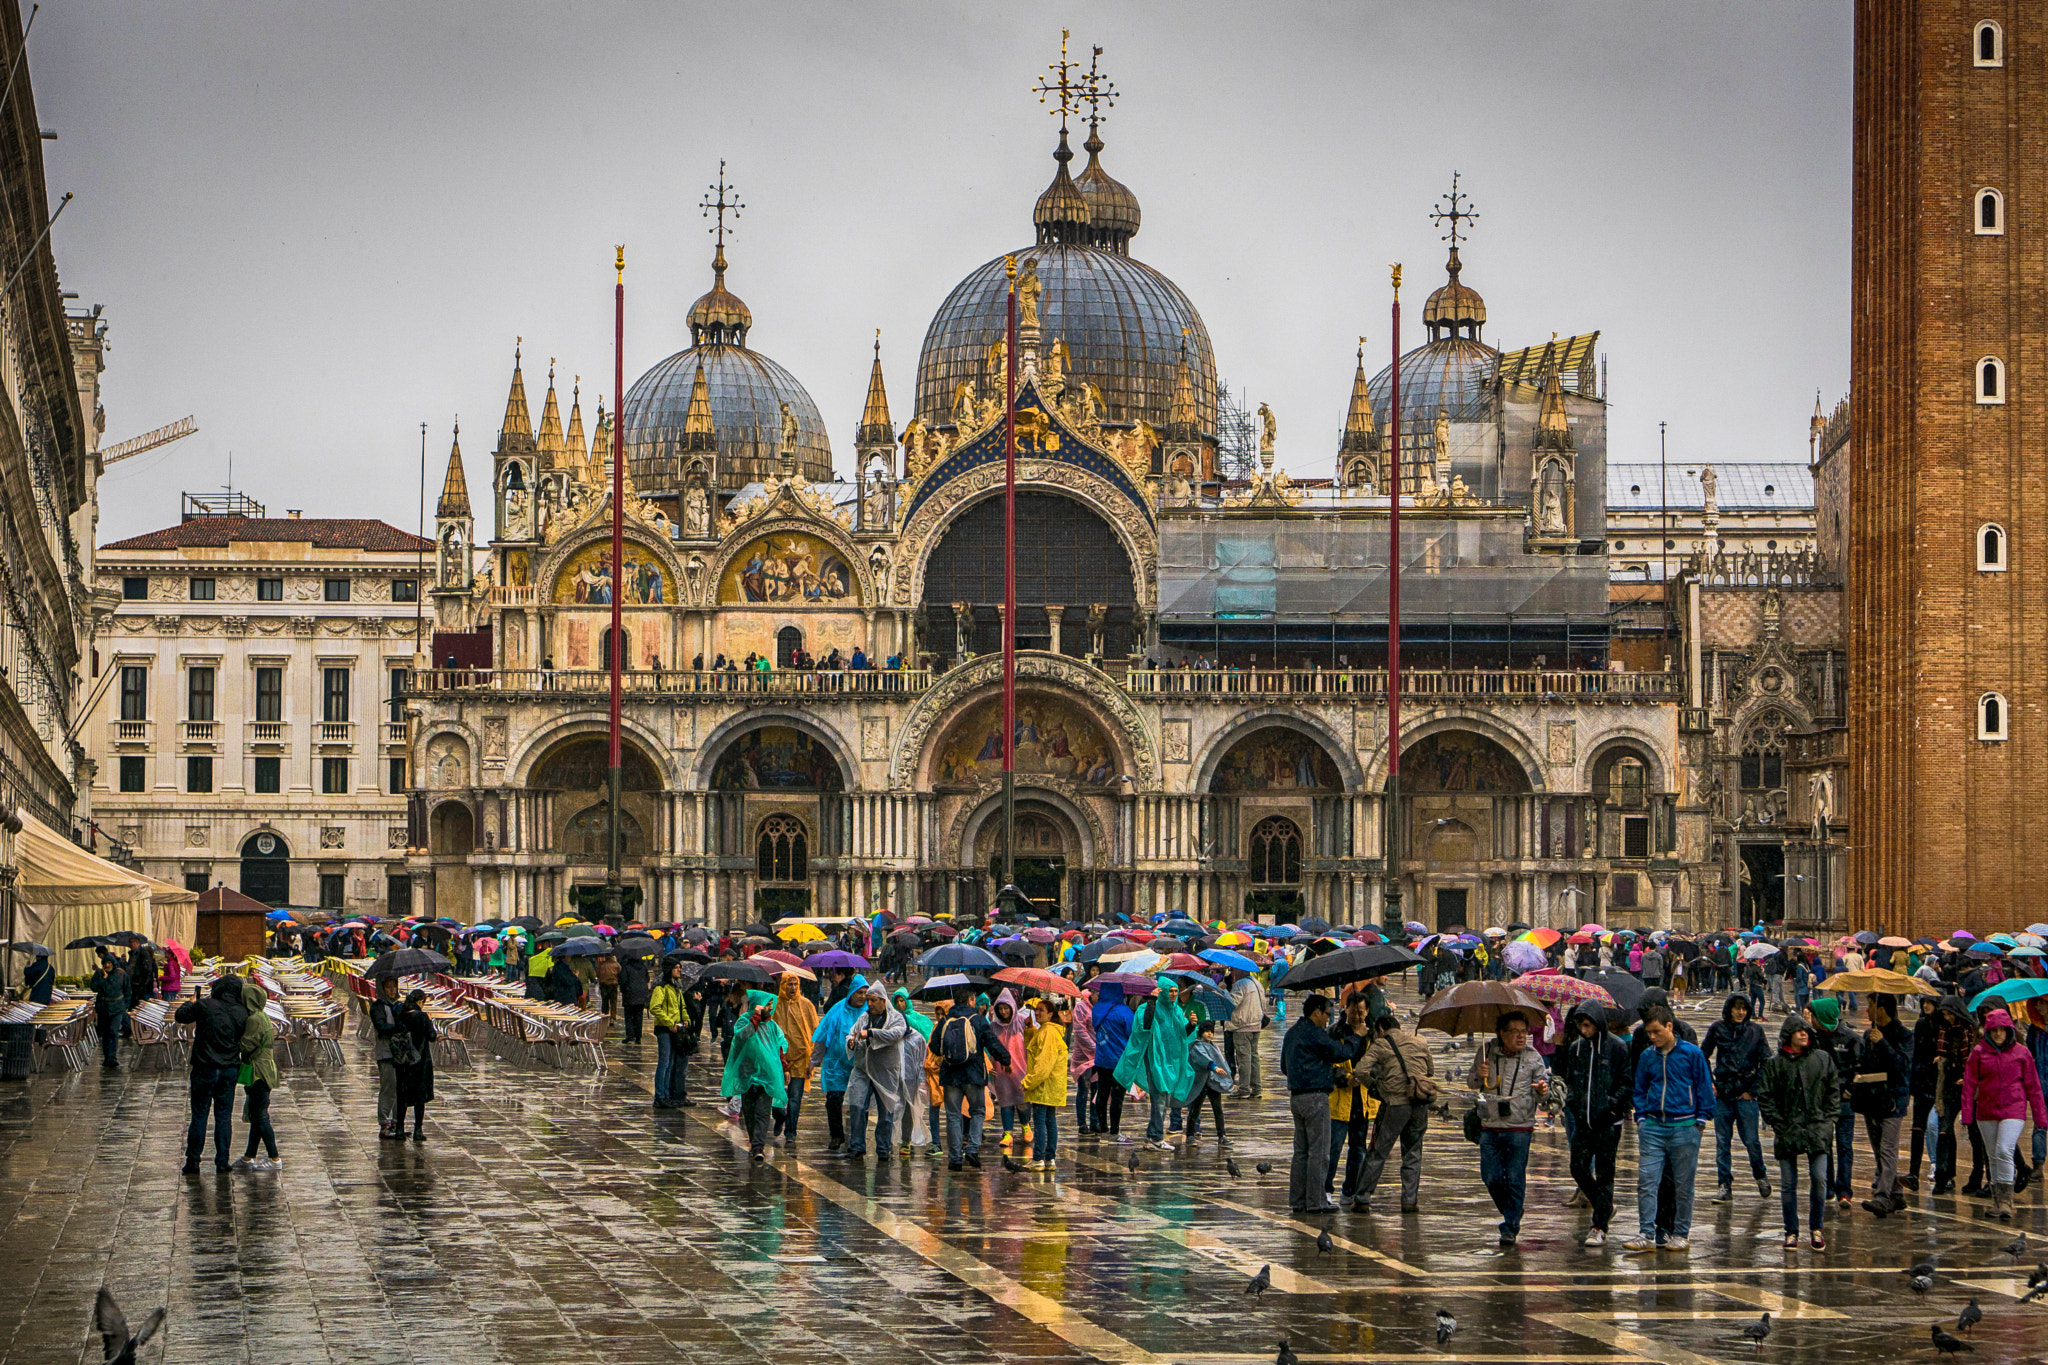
[102, 518, 433, 552]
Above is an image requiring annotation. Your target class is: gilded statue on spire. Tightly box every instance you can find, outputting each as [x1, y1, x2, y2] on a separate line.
[1017, 258, 1043, 330]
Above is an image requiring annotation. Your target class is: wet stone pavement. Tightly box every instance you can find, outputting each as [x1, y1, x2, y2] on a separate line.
[0, 981, 2043, 1365]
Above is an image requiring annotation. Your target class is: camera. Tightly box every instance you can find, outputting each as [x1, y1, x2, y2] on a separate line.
[1494, 1099, 1512, 1120]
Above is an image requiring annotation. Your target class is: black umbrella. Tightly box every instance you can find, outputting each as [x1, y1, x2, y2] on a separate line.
[662, 947, 712, 965]
[6, 940, 52, 956]
[536, 930, 571, 945]
[506, 915, 544, 932]
[1297, 917, 1333, 936]
[742, 923, 774, 939]
[64, 935, 115, 951]
[552, 937, 613, 958]
[699, 959, 775, 986]
[1278, 943, 1422, 991]
[363, 947, 453, 980]
[917, 942, 1004, 970]
[670, 961, 707, 991]
[1583, 967, 1648, 1013]
[614, 934, 661, 959]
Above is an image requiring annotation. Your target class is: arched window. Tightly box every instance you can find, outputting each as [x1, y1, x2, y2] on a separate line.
[775, 626, 804, 669]
[1977, 187, 2005, 234]
[599, 626, 629, 670]
[1979, 522, 2008, 571]
[565, 800, 645, 858]
[1978, 357, 2007, 404]
[1608, 756, 1648, 808]
[1975, 19, 2003, 66]
[1248, 816, 1302, 885]
[1979, 691, 2009, 741]
[758, 814, 808, 882]
[1739, 712, 1792, 791]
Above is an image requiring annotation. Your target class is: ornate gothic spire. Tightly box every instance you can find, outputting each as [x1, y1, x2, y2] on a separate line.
[858, 333, 894, 447]
[536, 361, 565, 467]
[499, 342, 533, 442]
[564, 378, 587, 471]
[1166, 332, 1198, 440]
[436, 422, 471, 518]
[682, 360, 717, 453]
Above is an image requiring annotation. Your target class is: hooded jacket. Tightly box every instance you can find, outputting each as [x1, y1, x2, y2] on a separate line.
[238, 979, 279, 1090]
[844, 994, 912, 1114]
[1759, 1014, 1838, 1157]
[720, 989, 789, 1106]
[776, 974, 820, 1078]
[810, 972, 869, 1091]
[1803, 996, 1855, 1104]
[1961, 1008, 2048, 1125]
[1090, 986, 1135, 1071]
[935, 1002, 1008, 1089]
[1555, 1003, 1632, 1131]
[892, 988, 934, 1040]
[1115, 989, 1197, 1102]
[1701, 994, 1769, 1099]
[987, 990, 1029, 1108]
[1067, 995, 1097, 1078]
[1851, 1004, 1912, 1119]
[175, 976, 250, 1071]
[1022, 1014, 1071, 1107]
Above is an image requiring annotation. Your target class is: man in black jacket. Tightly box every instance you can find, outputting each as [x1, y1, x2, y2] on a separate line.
[936, 987, 1007, 1171]
[1558, 1002, 1632, 1246]
[619, 954, 652, 1045]
[1856, 994, 1913, 1216]
[1282, 994, 1348, 1215]
[87, 952, 130, 1069]
[173, 975, 249, 1173]
[1701, 994, 1772, 1202]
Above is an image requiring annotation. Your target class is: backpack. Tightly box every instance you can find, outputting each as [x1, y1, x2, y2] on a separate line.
[940, 1015, 972, 1064]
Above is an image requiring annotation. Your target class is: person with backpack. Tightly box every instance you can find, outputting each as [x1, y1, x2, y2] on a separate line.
[1701, 994, 1772, 1204]
[1089, 983, 1136, 1140]
[1854, 994, 1913, 1217]
[174, 975, 250, 1172]
[935, 986, 1007, 1170]
[1355, 1011, 1436, 1214]
[1759, 1013, 1838, 1249]
[1225, 968, 1268, 1099]
[1556, 1002, 1631, 1246]
[1182, 1018, 1233, 1148]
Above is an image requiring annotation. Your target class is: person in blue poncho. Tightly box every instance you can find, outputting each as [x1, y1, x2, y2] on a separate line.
[812, 971, 868, 1155]
[1115, 980, 1197, 1150]
[1090, 983, 1136, 1140]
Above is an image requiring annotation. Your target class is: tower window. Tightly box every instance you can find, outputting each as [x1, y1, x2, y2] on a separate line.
[1975, 20, 2003, 66]
[1979, 522, 2008, 571]
[1978, 357, 2007, 404]
[1980, 691, 2009, 741]
[1977, 188, 2005, 235]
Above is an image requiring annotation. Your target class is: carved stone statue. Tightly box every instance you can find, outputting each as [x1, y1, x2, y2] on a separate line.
[862, 465, 891, 531]
[1017, 258, 1042, 330]
[900, 417, 927, 476]
[504, 486, 532, 540]
[1258, 402, 1276, 459]
[952, 600, 975, 657]
[953, 379, 978, 426]
[1538, 478, 1566, 535]
[682, 482, 710, 539]
[1699, 463, 1718, 508]
[868, 543, 891, 599]
[685, 552, 705, 599]
[1087, 602, 1108, 656]
[1043, 337, 1065, 394]
[1808, 770, 1835, 841]
[780, 402, 799, 456]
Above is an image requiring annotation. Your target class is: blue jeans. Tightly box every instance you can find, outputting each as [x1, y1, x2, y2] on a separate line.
[1073, 1069, 1094, 1134]
[186, 1064, 236, 1167]
[845, 1098, 891, 1157]
[1828, 1100, 1856, 1198]
[1032, 1102, 1059, 1161]
[653, 1030, 676, 1103]
[1714, 1096, 1767, 1186]
[944, 1083, 984, 1161]
[1478, 1128, 1532, 1239]
[1779, 1152, 1827, 1235]
[100, 1008, 125, 1064]
[1145, 1093, 1167, 1142]
[776, 1077, 807, 1139]
[999, 1104, 1020, 1136]
[1636, 1121, 1703, 1241]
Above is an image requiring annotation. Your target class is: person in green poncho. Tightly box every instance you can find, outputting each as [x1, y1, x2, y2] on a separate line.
[720, 985, 788, 1162]
[1115, 980, 1197, 1150]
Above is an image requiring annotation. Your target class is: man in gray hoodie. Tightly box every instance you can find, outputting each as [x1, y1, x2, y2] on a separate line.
[843, 984, 910, 1162]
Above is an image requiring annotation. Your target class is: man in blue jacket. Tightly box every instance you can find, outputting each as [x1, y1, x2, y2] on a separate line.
[1626, 1004, 1715, 1254]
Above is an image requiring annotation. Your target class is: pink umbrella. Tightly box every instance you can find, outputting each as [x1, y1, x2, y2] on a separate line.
[595, 924, 618, 936]
[163, 939, 192, 969]
[1510, 971, 1617, 1009]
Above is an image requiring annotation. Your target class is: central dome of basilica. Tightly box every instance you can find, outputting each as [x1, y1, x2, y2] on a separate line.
[916, 126, 1216, 437]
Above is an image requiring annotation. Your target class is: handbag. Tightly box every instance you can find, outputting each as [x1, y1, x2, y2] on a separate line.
[238, 1062, 254, 1086]
[388, 1030, 422, 1068]
[1390, 1038, 1439, 1105]
[1462, 1104, 1484, 1144]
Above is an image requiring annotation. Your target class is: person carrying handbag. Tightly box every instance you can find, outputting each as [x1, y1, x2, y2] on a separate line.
[1355, 1011, 1435, 1213]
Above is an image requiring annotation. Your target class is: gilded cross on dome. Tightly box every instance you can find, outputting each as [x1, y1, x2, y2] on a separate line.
[1035, 29, 1085, 125]
[1430, 171, 1479, 250]
[700, 160, 743, 250]
[1081, 43, 1117, 131]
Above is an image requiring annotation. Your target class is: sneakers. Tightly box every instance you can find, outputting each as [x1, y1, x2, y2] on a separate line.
[1713, 1184, 1733, 1203]
[964, 1153, 982, 1169]
[1758, 1179, 1772, 1200]
[1809, 1232, 1827, 1250]
[1149, 1140, 1173, 1152]
[1621, 1236, 1660, 1253]
[1663, 1236, 1690, 1252]
[1861, 1195, 1893, 1217]
[1114, 1135, 1135, 1146]
[1583, 1227, 1607, 1247]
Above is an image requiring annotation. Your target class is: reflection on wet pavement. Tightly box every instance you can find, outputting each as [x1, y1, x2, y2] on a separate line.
[0, 980, 2041, 1363]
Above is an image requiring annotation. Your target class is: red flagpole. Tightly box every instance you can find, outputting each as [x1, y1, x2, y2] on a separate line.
[606, 246, 625, 918]
[1000, 256, 1019, 912]
[1384, 265, 1404, 934]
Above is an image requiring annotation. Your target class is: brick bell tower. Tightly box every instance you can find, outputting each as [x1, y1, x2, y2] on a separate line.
[1850, 3, 2045, 936]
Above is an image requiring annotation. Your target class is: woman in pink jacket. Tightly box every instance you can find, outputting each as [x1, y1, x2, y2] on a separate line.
[1960, 1007, 2048, 1220]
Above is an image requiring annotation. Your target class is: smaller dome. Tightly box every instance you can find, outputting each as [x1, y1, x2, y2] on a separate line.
[687, 244, 752, 346]
[1034, 126, 1092, 246]
[1074, 126, 1140, 254]
[1422, 247, 1486, 342]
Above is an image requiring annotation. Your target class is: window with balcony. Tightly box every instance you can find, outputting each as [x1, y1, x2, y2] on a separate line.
[257, 577, 283, 601]
[323, 668, 350, 723]
[188, 666, 215, 722]
[255, 667, 282, 722]
[189, 577, 215, 601]
[122, 576, 147, 600]
[321, 757, 349, 793]
[388, 665, 408, 722]
[119, 756, 144, 792]
[254, 756, 281, 794]
[119, 666, 147, 721]
[187, 756, 213, 794]
[323, 578, 351, 602]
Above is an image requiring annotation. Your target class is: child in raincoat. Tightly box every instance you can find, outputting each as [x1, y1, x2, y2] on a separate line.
[1021, 996, 1070, 1169]
[721, 986, 787, 1162]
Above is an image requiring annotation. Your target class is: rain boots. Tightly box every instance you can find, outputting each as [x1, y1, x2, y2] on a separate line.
[1989, 1181, 2014, 1219]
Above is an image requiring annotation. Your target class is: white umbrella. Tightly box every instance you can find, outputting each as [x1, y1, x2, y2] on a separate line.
[1740, 942, 1780, 962]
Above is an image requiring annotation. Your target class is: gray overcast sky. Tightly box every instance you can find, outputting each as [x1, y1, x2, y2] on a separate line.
[39, 2, 1848, 543]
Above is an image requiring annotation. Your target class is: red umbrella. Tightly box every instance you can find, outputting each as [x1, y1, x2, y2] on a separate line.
[992, 966, 1084, 998]
[1119, 928, 1157, 943]
[1157, 952, 1207, 973]
[755, 949, 804, 967]
[1085, 972, 1158, 996]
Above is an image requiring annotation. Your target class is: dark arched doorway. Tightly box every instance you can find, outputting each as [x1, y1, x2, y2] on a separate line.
[1395, 729, 1532, 930]
[921, 491, 1137, 659]
[239, 830, 291, 907]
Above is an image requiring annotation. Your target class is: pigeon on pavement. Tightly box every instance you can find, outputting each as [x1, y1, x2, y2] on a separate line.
[1957, 1299, 1982, 1334]
[1740, 1312, 1772, 1351]
[2002, 1232, 2029, 1263]
[1276, 1341, 1297, 1365]
[1931, 1325, 1974, 1356]
[1256, 1160, 1274, 1175]
[1227, 1157, 1243, 1179]
[1910, 1255, 1940, 1280]
[2022, 1263, 2048, 1303]
[94, 1289, 165, 1365]
[1247, 1265, 1272, 1301]
[1127, 1151, 1142, 1173]
[1912, 1275, 1935, 1296]
[1436, 1308, 1458, 1347]
[1316, 1228, 1335, 1258]
[1001, 1156, 1027, 1173]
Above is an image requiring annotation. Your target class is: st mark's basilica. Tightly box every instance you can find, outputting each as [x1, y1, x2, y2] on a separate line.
[405, 52, 1701, 933]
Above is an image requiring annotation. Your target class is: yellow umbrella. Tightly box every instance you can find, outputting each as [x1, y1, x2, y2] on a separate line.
[1816, 967, 1935, 998]
[778, 921, 826, 942]
[555, 916, 583, 927]
[1213, 931, 1255, 947]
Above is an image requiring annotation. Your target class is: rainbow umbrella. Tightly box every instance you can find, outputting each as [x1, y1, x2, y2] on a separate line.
[1518, 927, 1564, 949]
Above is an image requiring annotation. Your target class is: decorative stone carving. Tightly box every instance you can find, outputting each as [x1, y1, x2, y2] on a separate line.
[1162, 718, 1191, 764]
[146, 577, 176, 601]
[218, 576, 253, 602]
[861, 716, 889, 762]
[320, 826, 344, 849]
[154, 615, 181, 634]
[289, 617, 317, 635]
[1547, 721, 1575, 766]
[187, 617, 218, 634]
[289, 577, 319, 602]
[221, 616, 248, 635]
[118, 825, 142, 846]
[388, 826, 409, 850]
[481, 716, 508, 760]
[889, 652, 1157, 788]
[943, 774, 1110, 865]
[321, 619, 352, 635]
[185, 826, 208, 848]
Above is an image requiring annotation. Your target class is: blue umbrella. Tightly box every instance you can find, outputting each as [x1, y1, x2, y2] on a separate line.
[1257, 925, 1300, 939]
[1191, 987, 1235, 1020]
[917, 942, 1004, 970]
[1967, 942, 2006, 957]
[1199, 948, 1261, 973]
[553, 936, 613, 957]
[1969, 977, 2048, 1010]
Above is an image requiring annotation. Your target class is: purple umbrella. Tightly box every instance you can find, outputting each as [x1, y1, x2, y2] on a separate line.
[808, 950, 870, 971]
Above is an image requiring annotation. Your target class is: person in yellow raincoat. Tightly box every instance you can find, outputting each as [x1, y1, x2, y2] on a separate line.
[922, 998, 952, 1162]
[1021, 996, 1071, 1170]
[774, 972, 819, 1143]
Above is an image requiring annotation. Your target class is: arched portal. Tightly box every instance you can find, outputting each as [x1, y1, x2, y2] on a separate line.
[1394, 728, 1532, 931]
[527, 736, 665, 910]
[921, 491, 1137, 659]
[1206, 726, 1342, 923]
[239, 830, 291, 907]
[970, 798, 1086, 917]
[428, 803, 474, 919]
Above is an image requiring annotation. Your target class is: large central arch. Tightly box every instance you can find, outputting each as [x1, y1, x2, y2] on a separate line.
[918, 489, 1140, 659]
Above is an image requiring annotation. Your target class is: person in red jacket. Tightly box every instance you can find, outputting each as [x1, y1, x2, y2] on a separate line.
[1960, 1007, 2048, 1220]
